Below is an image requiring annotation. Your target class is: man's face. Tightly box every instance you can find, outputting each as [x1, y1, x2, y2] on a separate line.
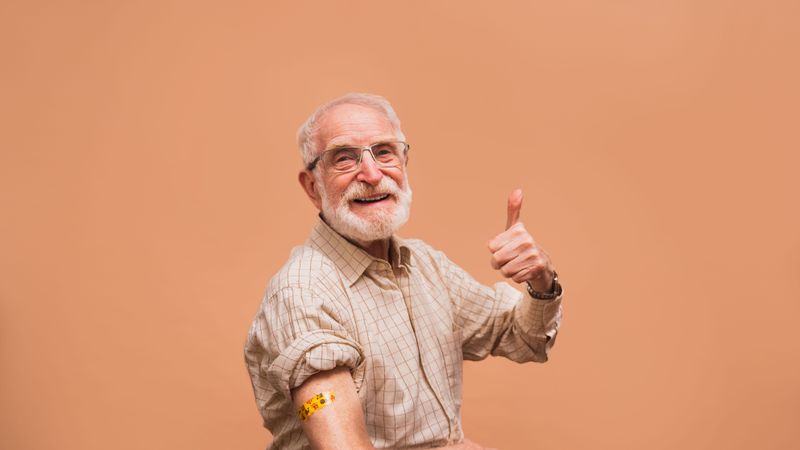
[308, 103, 412, 243]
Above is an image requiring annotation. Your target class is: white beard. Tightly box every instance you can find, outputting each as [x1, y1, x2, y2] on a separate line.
[317, 174, 412, 243]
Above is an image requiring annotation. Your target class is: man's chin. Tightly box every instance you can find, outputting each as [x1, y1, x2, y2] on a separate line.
[321, 189, 411, 244]
[340, 220, 393, 243]
[321, 207, 385, 240]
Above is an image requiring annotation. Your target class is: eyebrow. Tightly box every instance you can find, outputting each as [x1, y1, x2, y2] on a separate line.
[326, 143, 357, 150]
[325, 136, 398, 149]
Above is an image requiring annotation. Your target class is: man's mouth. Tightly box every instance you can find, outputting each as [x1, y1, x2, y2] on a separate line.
[352, 193, 391, 204]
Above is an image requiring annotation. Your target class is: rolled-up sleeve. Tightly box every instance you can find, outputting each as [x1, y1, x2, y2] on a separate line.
[247, 285, 365, 401]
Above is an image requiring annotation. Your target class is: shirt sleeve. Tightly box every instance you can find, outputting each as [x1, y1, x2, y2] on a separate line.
[247, 284, 366, 401]
[437, 250, 563, 363]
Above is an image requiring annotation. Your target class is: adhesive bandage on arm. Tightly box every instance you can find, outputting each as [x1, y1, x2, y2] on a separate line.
[298, 391, 336, 421]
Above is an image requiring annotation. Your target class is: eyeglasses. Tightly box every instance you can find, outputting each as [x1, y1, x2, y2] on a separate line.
[306, 141, 410, 173]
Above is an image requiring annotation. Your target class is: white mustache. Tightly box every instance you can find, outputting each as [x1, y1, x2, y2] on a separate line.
[319, 172, 412, 243]
[342, 177, 401, 202]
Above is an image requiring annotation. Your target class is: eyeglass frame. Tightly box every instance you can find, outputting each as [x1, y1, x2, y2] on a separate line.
[305, 141, 410, 172]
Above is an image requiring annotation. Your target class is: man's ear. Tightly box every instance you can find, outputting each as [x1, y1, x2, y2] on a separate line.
[298, 170, 323, 210]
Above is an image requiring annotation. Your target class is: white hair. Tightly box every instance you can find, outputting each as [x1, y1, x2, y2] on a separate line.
[297, 92, 406, 166]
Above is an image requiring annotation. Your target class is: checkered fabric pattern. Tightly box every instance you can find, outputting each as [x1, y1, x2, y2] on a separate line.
[244, 218, 563, 449]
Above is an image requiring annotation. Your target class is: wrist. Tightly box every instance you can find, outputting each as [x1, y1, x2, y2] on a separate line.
[526, 271, 561, 300]
[527, 272, 553, 293]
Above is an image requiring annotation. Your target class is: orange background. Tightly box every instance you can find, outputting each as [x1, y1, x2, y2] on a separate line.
[2, 1, 799, 449]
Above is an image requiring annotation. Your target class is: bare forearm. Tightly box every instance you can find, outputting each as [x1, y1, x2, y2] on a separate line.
[382, 446, 472, 450]
[293, 369, 489, 450]
[384, 438, 492, 450]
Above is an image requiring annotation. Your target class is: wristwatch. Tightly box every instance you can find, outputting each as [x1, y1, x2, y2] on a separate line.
[526, 271, 562, 300]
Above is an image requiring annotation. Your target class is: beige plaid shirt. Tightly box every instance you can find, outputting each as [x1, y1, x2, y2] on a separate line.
[244, 218, 563, 449]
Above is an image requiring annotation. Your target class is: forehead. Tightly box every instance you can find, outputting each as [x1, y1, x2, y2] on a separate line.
[315, 103, 397, 149]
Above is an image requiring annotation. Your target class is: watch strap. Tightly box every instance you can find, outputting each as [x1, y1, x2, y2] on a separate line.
[526, 271, 562, 300]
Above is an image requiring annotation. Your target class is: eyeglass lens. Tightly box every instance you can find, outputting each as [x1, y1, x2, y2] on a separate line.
[323, 142, 407, 172]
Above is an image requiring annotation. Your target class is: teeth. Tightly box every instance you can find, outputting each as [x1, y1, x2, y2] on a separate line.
[354, 194, 389, 203]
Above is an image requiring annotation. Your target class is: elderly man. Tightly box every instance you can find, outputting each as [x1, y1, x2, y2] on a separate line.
[244, 93, 563, 450]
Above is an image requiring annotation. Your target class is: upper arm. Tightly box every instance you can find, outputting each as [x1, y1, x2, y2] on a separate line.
[257, 284, 365, 399]
[291, 367, 374, 450]
[429, 246, 558, 362]
[246, 283, 370, 445]
[428, 248, 516, 353]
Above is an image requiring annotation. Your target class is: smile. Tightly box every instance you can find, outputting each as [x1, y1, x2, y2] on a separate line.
[352, 193, 390, 204]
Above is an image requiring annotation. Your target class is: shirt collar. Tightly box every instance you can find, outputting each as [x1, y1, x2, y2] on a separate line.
[307, 216, 413, 286]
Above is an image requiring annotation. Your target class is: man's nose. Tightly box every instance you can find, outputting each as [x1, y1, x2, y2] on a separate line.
[355, 150, 384, 185]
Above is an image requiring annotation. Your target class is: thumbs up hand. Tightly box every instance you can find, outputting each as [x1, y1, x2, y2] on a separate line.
[488, 189, 555, 293]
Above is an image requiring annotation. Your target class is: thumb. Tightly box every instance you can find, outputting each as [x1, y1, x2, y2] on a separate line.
[506, 188, 523, 230]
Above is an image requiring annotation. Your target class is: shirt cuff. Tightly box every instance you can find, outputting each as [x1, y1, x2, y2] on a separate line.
[515, 293, 563, 359]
